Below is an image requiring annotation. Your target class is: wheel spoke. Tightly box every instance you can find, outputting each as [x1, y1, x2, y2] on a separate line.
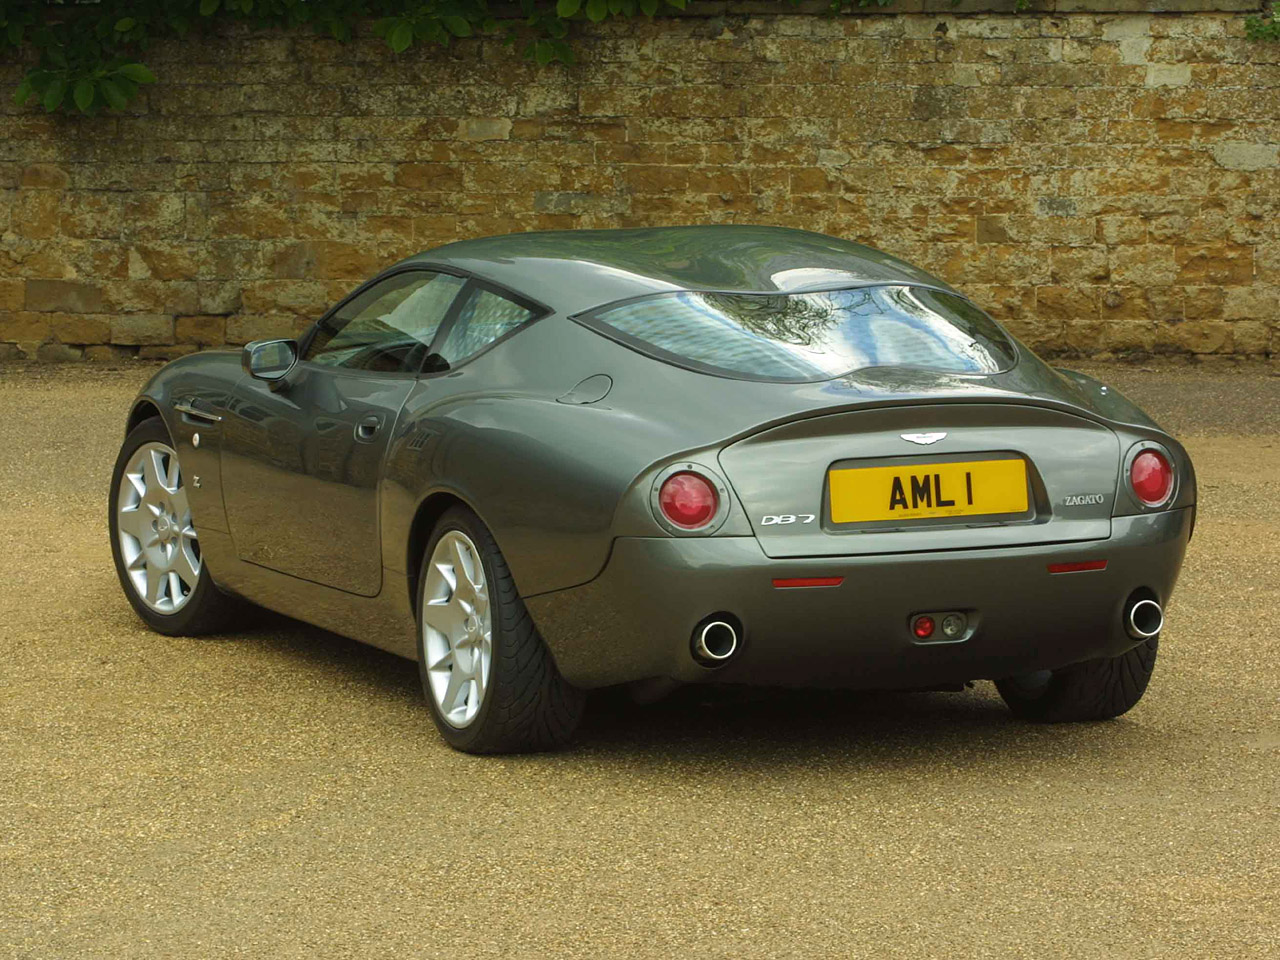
[142, 449, 166, 495]
[441, 660, 469, 715]
[450, 538, 481, 602]
[426, 647, 455, 672]
[170, 487, 191, 523]
[126, 470, 146, 503]
[173, 541, 201, 589]
[433, 556, 457, 596]
[165, 452, 181, 491]
[145, 562, 165, 605]
[422, 597, 464, 638]
[117, 506, 149, 541]
[449, 537, 470, 581]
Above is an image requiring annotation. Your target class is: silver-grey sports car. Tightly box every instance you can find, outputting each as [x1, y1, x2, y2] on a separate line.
[110, 226, 1195, 752]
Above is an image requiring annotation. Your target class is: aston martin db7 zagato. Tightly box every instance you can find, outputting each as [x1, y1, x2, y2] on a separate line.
[110, 227, 1194, 752]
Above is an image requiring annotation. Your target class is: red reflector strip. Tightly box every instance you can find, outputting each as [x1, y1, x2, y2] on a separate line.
[1047, 560, 1108, 574]
[772, 576, 845, 589]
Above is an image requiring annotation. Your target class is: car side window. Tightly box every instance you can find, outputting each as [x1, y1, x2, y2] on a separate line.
[305, 271, 467, 373]
[436, 287, 539, 366]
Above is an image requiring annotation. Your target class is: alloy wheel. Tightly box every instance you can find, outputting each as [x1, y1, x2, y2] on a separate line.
[421, 530, 493, 728]
[116, 441, 201, 614]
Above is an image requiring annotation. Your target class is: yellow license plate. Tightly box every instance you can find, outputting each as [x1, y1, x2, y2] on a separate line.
[829, 458, 1029, 524]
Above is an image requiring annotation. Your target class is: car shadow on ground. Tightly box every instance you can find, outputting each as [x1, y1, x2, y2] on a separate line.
[573, 684, 1149, 770]
[224, 609, 424, 704]
[222, 612, 1155, 771]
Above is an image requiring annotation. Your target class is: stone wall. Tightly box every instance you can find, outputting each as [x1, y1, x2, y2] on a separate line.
[1, 5, 1277, 362]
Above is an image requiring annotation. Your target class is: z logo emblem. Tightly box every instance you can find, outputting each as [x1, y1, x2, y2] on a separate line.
[901, 432, 947, 445]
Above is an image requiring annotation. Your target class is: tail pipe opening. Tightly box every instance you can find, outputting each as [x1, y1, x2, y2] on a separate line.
[692, 614, 741, 666]
[1125, 596, 1164, 640]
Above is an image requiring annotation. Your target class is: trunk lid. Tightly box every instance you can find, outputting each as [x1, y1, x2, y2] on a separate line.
[718, 402, 1117, 558]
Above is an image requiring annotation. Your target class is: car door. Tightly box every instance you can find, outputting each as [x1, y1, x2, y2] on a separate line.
[383, 278, 549, 553]
[220, 268, 468, 596]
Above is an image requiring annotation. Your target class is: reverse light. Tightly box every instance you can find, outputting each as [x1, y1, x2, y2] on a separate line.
[658, 471, 719, 530]
[1130, 449, 1174, 507]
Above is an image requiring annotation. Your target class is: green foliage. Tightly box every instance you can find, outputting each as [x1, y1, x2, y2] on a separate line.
[12, 58, 156, 114]
[0, 0, 696, 111]
[1246, 2, 1280, 41]
[2, 0, 1275, 115]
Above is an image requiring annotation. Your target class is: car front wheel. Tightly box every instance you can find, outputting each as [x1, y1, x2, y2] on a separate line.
[416, 506, 585, 753]
[109, 415, 239, 635]
[996, 637, 1159, 722]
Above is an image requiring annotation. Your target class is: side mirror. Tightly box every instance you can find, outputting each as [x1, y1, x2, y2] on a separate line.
[242, 339, 298, 387]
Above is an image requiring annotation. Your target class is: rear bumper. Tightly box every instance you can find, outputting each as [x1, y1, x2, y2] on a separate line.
[526, 508, 1192, 690]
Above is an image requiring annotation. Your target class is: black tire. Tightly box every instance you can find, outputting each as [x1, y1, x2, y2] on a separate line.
[108, 416, 239, 636]
[996, 637, 1159, 722]
[416, 506, 585, 753]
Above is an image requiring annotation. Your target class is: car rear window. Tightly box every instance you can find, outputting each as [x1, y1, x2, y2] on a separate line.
[575, 285, 1017, 382]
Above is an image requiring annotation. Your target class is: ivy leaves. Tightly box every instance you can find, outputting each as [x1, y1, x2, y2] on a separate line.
[1246, 2, 1280, 41]
[373, 5, 483, 56]
[5, 0, 700, 114]
[371, 0, 688, 67]
[1, 3, 37, 46]
[6, 0, 709, 115]
[15, 61, 156, 114]
[368, 0, 686, 68]
[556, 0, 682, 22]
[27, 0, 1273, 116]
[523, 0, 680, 63]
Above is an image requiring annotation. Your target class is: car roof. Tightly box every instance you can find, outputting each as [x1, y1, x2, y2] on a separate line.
[404, 225, 957, 315]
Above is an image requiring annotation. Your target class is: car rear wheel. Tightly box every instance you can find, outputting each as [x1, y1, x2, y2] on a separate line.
[996, 637, 1159, 722]
[416, 505, 585, 753]
[109, 416, 239, 635]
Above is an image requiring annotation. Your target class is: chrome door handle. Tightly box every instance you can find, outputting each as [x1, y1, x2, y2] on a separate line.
[173, 400, 223, 423]
[354, 415, 383, 442]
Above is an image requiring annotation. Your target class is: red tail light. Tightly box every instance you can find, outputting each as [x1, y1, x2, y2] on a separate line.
[658, 471, 719, 529]
[1130, 450, 1174, 506]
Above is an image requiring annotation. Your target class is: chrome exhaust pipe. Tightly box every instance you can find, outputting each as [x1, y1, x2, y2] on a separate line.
[1125, 598, 1164, 640]
[692, 619, 739, 665]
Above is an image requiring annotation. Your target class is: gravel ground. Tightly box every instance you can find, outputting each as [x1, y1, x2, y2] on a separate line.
[1, 360, 1277, 959]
